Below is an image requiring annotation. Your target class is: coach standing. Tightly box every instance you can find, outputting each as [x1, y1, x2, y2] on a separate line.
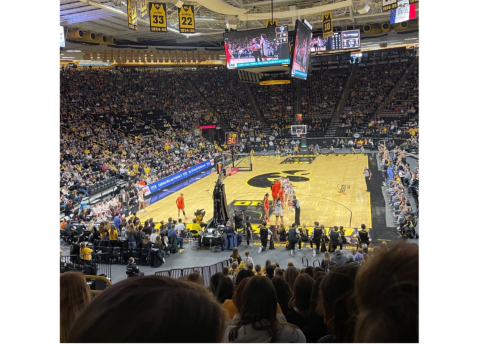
[363, 166, 372, 192]
[292, 195, 301, 226]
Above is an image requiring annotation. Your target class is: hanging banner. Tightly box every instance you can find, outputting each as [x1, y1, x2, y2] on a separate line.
[265, 19, 278, 27]
[382, 0, 398, 12]
[128, 0, 138, 30]
[409, 0, 418, 3]
[322, 12, 333, 38]
[390, 0, 416, 24]
[149, 2, 167, 32]
[178, 5, 195, 33]
[140, 0, 148, 17]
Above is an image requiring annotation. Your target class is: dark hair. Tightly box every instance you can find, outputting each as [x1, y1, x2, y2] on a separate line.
[236, 269, 255, 288]
[304, 266, 314, 278]
[289, 274, 315, 315]
[228, 276, 279, 342]
[222, 266, 229, 276]
[232, 277, 252, 313]
[318, 264, 359, 342]
[67, 276, 224, 343]
[354, 242, 418, 343]
[209, 272, 224, 295]
[216, 276, 234, 304]
[271, 276, 292, 315]
[265, 265, 275, 278]
[284, 266, 299, 291]
[313, 271, 326, 281]
[185, 272, 203, 285]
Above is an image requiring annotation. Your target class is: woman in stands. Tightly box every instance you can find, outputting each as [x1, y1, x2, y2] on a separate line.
[67, 276, 225, 343]
[225, 276, 306, 343]
[208, 272, 225, 296]
[353, 242, 418, 342]
[286, 274, 315, 330]
[320, 251, 332, 272]
[271, 276, 292, 315]
[60, 271, 91, 343]
[230, 248, 242, 265]
[216, 276, 234, 304]
[317, 264, 359, 342]
[284, 266, 299, 292]
[126, 224, 137, 249]
[109, 224, 118, 242]
[80, 242, 92, 261]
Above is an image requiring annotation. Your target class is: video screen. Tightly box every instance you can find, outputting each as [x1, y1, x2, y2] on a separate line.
[224, 25, 290, 69]
[290, 20, 312, 80]
[310, 32, 342, 52]
[342, 30, 361, 49]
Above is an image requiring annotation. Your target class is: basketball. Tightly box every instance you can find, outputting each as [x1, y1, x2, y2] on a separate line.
[288, 201, 294, 206]
[250, 46, 255, 51]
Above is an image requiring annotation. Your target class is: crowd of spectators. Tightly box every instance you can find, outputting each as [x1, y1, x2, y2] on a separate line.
[381, 63, 419, 117]
[60, 241, 418, 342]
[189, 68, 259, 130]
[342, 61, 410, 126]
[378, 143, 419, 237]
[251, 83, 295, 127]
[60, 68, 222, 211]
[302, 67, 350, 136]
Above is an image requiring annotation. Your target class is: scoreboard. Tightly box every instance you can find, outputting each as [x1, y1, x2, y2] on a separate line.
[341, 30, 361, 49]
[226, 132, 238, 146]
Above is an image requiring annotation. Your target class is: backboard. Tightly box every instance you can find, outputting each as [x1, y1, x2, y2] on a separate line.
[290, 124, 307, 137]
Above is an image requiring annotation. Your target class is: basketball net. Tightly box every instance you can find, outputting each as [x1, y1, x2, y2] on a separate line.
[296, 130, 302, 138]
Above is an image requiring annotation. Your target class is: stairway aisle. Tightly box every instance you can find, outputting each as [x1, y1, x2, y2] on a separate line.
[333, 64, 358, 121]
[242, 83, 265, 125]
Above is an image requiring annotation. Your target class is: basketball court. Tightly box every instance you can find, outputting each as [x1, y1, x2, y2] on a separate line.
[135, 153, 372, 238]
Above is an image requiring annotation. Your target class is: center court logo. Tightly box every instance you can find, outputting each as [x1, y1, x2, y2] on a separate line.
[247, 170, 311, 188]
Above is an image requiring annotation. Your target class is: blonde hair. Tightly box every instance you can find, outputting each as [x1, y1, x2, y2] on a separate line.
[60, 272, 91, 342]
[323, 251, 331, 263]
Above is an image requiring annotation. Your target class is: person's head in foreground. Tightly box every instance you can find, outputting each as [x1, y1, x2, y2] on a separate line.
[354, 241, 418, 343]
[67, 276, 225, 342]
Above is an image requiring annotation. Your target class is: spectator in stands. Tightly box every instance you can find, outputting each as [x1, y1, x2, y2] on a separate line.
[80, 242, 92, 261]
[286, 274, 315, 329]
[185, 271, 203, 285]
[109, 224, 118, 241]
[126, 224, 137, 249]
[265, 265, 275, 279]
[354, 242, 418, 342]
[67, 276, 225, 342]
[317, 264, 359, 343]
[230, 247, 242, 265]
[216, 276, 234, 304]
[208, 272, 224, 296]
[60, 271, 91, 343]
[271, 276, 292, 316]
[330, 248, 347, 267]
[301, 272, 328, 342]
[284, 265, 299, 291]
[225, 276, 306, 343]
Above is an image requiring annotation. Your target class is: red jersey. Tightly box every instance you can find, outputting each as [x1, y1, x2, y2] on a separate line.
[278, 189, 285, 202]
[263, 196, 269, 209]
[176, 196, 185, 209]
[271, 181, 281, 197]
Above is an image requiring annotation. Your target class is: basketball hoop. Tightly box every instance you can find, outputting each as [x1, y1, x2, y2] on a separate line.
[296, 130, 302, 138]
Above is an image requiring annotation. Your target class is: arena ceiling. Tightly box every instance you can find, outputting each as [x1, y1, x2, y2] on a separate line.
[61, 0, 419, 47]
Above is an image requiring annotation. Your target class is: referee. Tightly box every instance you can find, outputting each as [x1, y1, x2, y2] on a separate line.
[292, 195, 301, 226]
[363, 166, 371, 192]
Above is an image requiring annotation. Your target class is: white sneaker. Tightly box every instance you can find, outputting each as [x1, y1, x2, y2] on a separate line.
[309, 247, 313, 250]
[313, 250, 316, 257]
[258, 246, 262, 254]
[290, 249, 294, 256]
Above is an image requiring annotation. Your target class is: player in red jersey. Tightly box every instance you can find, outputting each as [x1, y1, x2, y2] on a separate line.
[263, 193, 270, 221]
[271, 180, 281, 205]
[176, 193, 187, 220]
[278, 186, 285, 205]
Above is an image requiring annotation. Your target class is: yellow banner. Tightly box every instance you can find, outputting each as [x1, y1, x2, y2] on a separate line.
[140, 0, 148, 17]
[178, 5, 195, 33]
[128, 0, 138, 30]
[265, 19, 278, 27]
[409, 0, 418, 3]
[149, 2, 167, 32]
[322, 11, 333, 38]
